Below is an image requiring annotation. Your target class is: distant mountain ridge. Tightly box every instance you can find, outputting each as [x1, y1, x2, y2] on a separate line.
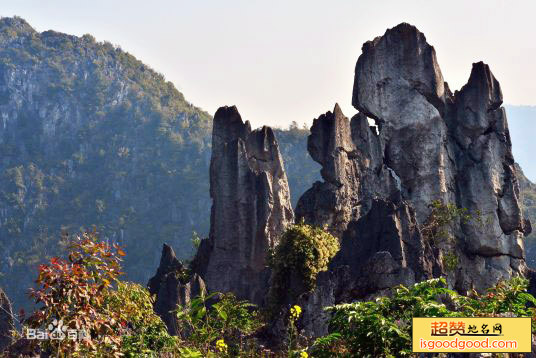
[506, 105, 536, 182]
[516, 163, 536, 267]
[0, 16, 215, 309]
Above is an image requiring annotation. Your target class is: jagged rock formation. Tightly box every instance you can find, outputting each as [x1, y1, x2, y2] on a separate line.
[296, 23, 529, 311]
[0, 288, 13, 352]
[296, 104, 403, 238]
[295, 104, 360, 239]
[188, 24, 529, 340]
[193, 106, 294, 305]
[148, 244, 206, 336]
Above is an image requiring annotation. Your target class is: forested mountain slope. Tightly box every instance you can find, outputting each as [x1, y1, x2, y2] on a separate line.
[506, 105, 536, 182]
[517, 164, 536, 266]
[0, 16, 215, 308]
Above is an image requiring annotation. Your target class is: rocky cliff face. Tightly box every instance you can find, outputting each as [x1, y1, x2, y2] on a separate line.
[296, 23, 529, 321]
[187, 24, 529, 339]
[295, 104, 361, 239]
[193, 106, 294, 304]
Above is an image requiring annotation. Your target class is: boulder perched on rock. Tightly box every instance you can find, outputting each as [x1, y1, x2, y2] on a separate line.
[193, 106, 294, 305]
[0, 288, 14, 352]
[148, 244, 206, 336]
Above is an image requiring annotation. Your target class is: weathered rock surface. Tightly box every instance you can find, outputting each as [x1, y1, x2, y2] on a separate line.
[0, 288, 14, 352]
[148, 244, 206, 336]
[295, 23, 529, 332]
[193, 106, 294, 305]
[332, 199, 438, 299]
[295, 104, 360, 238]
[448, 61, 527, 291]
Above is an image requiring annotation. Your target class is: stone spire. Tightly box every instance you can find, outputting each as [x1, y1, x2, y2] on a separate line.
[194, 105, 294, 304]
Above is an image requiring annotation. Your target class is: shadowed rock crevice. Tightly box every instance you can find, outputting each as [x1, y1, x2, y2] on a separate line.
[331, 199, 437, 299]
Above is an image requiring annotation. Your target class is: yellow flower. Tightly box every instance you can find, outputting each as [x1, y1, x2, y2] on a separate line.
[290, 305, 302, 319]
[216, 339, 228, 352]
[300, 352, 308, 358]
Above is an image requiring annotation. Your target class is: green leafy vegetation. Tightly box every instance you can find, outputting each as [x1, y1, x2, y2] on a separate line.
[268, 222, 339, 308]
[23, 230, 176, 357]
[12, 232, 536, 358]
[421, 200, 471, 246]
[0, 17, 212, 311]
[8, 232, 275, 357]
[106, 282, 179, 357]
[311, 277, 536, 358]
[175, 292, 264, 357]
[422, 200, 487, 274]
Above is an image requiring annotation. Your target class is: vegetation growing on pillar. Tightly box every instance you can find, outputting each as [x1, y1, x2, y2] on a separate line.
[421, 200, 471, 246]
[268, 222, 339, 310]
[421, 200, 479, 273]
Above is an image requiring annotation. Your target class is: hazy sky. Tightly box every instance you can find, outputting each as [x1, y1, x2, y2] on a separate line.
[2, 0, 536, 128]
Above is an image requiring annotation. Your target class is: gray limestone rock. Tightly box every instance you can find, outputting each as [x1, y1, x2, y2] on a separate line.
[332, 198, 437, 300]
[357, 23, 525, 292]
[179, 23, 530, 343]
[295, 104, 360, 238]
[294, 23, 529, 334]
[148, 244, 206, 336]
[193, 106, 294, 305]
[352, 23, 453, 223]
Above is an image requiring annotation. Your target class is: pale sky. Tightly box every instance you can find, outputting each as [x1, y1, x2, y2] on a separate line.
[2, 0, 536, 128]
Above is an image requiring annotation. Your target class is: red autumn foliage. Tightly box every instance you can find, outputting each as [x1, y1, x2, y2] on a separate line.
[26, 229, 126, 357]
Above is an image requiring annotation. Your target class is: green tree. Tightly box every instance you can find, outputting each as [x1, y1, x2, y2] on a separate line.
[269, 222, 339, 308]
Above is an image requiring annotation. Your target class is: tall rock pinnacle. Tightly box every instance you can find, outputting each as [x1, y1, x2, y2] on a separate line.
[352, 22, 452, 223]
[194, 106, 294, 304]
